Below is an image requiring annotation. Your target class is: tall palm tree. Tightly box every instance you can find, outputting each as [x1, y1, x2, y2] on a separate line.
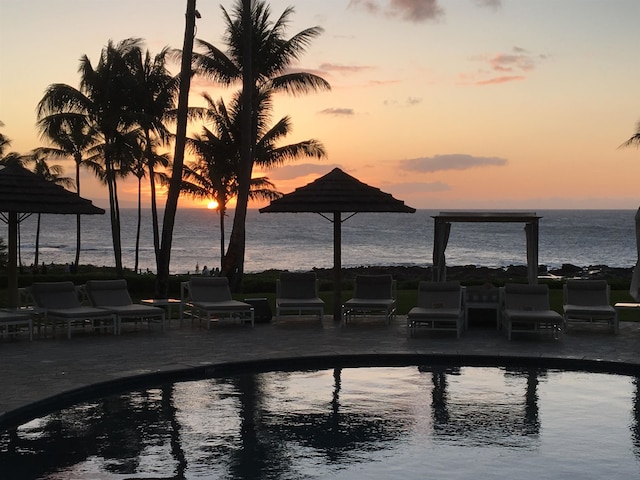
[127, 47, 180, 271]
[155, 0, 198, 298]
[182, 95, 281, 267]
[37, 38, 146, 277]
[35, 114, 98, 269]
[192, 0, 330, 289]
[130, 137, 170, 273]
[23, 149, 74, 269]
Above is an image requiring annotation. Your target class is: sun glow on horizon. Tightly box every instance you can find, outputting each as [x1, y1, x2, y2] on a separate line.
[207, 200, 219, 210]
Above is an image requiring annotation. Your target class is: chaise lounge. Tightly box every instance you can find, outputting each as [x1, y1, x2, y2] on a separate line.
[181, 277, 254, 328]
[342, 274, 396, 325]
[276, 272, 324, 322]
[407, 281, 464, 338]
[562, 279, 618, 333]
[29, 281, 116, 339]
[501, 283, 563, 340]
[84, 279, 166, 334]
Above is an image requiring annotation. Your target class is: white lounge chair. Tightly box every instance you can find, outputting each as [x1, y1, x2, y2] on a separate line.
[29, 281, 116, 339]
[501, 283, 563, 340]
[563, 279, 618, 333]
[342, 274, 396, 325]
[180, 277, 254, 328]
[407, 281, 464, 338]
[84, 279, 166, 334]
[0, 309, 33, 341]
[276, 272, 324, 322]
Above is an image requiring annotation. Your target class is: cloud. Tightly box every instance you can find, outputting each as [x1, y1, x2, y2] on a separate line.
[474, 0, 502, 10]
[318, 63, 374, 75]
[348, 0, 445, 22]
[464, 47, 548, 86]
[400, 154, 508, 172]
[267, 163, 341, 181]
[318, 108, 355, 116]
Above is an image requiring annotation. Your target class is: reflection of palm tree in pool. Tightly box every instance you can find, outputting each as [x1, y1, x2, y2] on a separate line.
[161, 384, 188, 477]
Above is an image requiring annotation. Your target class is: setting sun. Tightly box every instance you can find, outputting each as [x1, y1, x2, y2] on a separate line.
[207, 201, 219, 210]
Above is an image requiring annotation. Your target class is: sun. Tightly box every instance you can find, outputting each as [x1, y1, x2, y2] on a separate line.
[207, 200, 219, 210]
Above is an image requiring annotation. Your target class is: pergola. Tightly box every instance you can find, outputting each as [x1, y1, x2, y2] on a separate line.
[432, 212, 541, 284]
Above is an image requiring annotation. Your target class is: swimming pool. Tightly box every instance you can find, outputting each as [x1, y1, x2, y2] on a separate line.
[1, 365, 639, 479]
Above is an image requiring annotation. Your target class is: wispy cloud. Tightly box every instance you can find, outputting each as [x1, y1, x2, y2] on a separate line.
[400, 154, 508, 172]
[348, 0, 445, 22]
[463, 46, 548, 86]
[318, 108, 355, 116]
[349, 0, 501, 22]
[267, 163, 341, 181]
[474, 0, 502, 10]
[384, 96, 423, 107]
[318, 63, 375, 75]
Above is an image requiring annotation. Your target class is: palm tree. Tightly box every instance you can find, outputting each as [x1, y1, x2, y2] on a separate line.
[155, 0, 198, 298]
[183, 94, 282, 267]
[192, 0, 330, 289]
[23, 149, 74, 269]
[126, 47, 180, 272]
[130, 137, 170, 273]
[35, 114, 98, 269]
[0, 120, 10, 158]
[37, 38, 146, 277]
[620, 120, 640, 149]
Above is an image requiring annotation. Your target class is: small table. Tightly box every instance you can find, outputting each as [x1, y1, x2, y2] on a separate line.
[141, 299, 182, 328]
[614, 302, 640, 325]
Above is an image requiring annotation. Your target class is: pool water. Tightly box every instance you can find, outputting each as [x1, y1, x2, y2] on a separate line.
[1, 366, 639, 479]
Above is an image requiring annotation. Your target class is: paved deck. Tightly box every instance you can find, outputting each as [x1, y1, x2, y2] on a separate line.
[2, 315, 640, 430]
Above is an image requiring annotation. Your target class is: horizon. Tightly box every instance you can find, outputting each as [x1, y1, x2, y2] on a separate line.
[1, 0, 639, 210]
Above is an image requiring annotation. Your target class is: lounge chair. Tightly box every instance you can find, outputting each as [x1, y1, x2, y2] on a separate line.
[29, 281, 116, 339]
[342, 274, 396, 325]
[276, 272, 324, 322]
[84, 279, 166, 335]
[563, 279, 618, 333]
[407, 281, 464, 338]
[0, 309, 33, 341]
[180, 277, 254, 328]
[501, 283, 563, 340]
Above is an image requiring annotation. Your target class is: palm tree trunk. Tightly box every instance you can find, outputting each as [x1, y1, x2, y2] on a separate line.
[74, 154, 82, 269]
[218, 204, 226, 271]
[135, 175, 142, 274]
[149, 164, 161, 270]
[221, 0, 253, 292]
[106, 162, 124, 277]
[34, 213, 41, 270]
[155, 0, 197, 298]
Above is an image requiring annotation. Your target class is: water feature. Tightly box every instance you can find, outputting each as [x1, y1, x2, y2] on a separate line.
[1, 364, 638, 479]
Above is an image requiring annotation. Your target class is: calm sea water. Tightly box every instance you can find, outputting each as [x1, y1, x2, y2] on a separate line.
[3, 209, 638, 274]
[1, 366, 638, 479]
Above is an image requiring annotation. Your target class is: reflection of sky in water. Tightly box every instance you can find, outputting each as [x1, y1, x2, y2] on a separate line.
[1, 367, 638, 479]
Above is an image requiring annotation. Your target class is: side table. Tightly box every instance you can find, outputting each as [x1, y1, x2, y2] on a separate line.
[141, 299, 182, 329]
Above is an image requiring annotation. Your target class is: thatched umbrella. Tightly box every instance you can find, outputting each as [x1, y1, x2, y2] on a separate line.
[0, 163, 105, 308]
[259, 168, 415, 321]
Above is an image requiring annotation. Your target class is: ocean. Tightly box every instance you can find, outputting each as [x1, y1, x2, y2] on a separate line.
[2, 209, 638, 275]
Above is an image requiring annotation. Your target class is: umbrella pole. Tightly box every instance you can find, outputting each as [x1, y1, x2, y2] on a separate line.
[333, 212, 342, 322]
[7, 212, 19, 309]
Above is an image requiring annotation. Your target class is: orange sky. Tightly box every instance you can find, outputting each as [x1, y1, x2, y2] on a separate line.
[1, 0, 639, 210]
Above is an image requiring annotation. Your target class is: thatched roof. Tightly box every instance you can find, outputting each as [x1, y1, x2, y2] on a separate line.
[0, 163, 104, 215]
[259, 168, 416, 214]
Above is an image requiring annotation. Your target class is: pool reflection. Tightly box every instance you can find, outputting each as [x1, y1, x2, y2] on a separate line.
[1, 366, 638, 479]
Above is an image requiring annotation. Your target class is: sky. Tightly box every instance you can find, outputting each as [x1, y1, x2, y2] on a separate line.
[1, 0, 639, 210]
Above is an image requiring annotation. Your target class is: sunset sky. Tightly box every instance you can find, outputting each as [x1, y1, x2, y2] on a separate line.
[1, 0, 639, 210]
